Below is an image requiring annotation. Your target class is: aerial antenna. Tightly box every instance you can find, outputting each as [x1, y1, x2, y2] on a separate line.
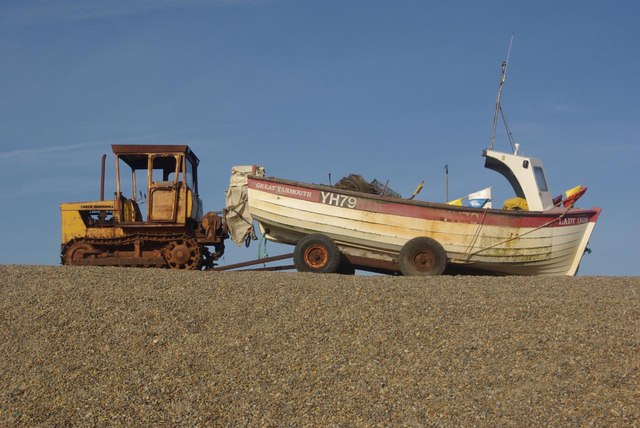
[444, 164, 449, 202]
[489, 34, 514, 150]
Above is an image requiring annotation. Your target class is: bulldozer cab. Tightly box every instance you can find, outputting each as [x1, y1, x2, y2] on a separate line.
[112, 145, 202, 225]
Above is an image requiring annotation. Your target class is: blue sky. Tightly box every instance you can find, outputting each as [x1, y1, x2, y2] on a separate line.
[0, 0, 638, 275]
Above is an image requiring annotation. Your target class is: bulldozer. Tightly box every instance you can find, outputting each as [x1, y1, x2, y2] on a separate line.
[60, 145, 227, 269]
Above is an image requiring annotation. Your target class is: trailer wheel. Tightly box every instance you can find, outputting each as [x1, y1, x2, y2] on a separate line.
[337, 259, 356, 275]
[398, 237, 447, 276]
[293, 234, 341, 273]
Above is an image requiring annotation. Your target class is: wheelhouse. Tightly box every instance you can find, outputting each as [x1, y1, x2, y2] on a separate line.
[483, 148, 554, 211]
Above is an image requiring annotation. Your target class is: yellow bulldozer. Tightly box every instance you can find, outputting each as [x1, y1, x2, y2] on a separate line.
[60, 145, 226, 269]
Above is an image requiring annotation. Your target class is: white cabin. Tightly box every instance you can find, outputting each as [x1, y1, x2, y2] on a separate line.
[483, 148, 554, 211]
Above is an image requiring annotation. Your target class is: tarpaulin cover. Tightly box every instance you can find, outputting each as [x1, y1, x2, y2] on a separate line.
[225, 165, 265, 246]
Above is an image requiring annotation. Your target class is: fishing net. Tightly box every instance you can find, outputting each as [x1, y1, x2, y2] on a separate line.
[334, 174, 401, 198]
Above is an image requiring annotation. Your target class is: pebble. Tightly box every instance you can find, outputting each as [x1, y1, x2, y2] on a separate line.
[0, 265, 638, 426]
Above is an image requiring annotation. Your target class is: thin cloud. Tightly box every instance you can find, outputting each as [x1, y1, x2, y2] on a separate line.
[0, 127, 234, 160]
[0, 134, 168, 160]
[0, 142, 102, 160]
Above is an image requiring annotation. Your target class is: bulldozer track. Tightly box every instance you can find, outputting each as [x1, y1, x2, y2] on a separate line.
[61, 233, 203, 270]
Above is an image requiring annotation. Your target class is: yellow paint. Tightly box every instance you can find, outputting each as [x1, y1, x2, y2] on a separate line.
[176, 184, 187, 224]
[149, 188, 175, 221]
[60, 205, 88, 243]
[121, 199, 137, 222]
[86, 228, 125, 239]
[60, 201, 115, 242]
[60, 200, 126, 244]
[187, 188, 193, 220]
[60, 201, 115, 211]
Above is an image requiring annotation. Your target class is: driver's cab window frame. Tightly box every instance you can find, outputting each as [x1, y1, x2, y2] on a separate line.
[114, 154, 145, 223]
[149, 154, 183, 188]
[114, 154, 139, 201]
[185, 157, 197, 194]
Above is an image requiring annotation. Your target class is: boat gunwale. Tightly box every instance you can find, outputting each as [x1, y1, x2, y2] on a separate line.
[248, 175, 601, 221]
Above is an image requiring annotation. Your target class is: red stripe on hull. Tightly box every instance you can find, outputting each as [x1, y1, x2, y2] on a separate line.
[248, 176, 601, 229]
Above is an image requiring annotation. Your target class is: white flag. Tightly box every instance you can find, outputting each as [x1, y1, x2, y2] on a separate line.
[468, 187, 492, 208]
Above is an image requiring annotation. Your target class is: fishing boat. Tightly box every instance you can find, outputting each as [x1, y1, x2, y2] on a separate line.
[224, 57, 601, 276]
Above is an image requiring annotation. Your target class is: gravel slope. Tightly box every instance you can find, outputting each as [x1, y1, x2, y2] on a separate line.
[1, 266, 638, 426]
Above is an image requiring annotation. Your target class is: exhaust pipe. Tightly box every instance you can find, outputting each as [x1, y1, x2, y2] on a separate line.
[100, 154, 106, 201]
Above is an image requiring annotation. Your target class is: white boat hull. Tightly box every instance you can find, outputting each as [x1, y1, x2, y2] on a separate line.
[246, 177, 601, 276]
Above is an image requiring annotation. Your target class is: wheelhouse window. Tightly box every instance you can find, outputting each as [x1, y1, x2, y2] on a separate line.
[534, 166, 549, 192]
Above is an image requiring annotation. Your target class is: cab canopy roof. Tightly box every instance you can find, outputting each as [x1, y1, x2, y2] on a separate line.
[111, 144, 200, 170]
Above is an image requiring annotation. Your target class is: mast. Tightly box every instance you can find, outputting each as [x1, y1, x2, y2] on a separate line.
[489, 35, 514, 150]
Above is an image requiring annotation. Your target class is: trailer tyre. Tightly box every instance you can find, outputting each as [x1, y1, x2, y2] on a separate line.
[337, 259, 356, 275]
[293, 234, 341, 274]
[398, 237, 447, 276]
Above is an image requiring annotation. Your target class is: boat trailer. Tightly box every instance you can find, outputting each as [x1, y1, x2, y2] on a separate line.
[210, 253, 295, 272]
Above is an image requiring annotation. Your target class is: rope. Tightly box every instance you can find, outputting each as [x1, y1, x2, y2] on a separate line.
[499, 104, 517, 153]
[458, 208, 490, 261]
[225, 193, 253, 227]
[451, 207, 572, 263]
[225, 191, 255, 248]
